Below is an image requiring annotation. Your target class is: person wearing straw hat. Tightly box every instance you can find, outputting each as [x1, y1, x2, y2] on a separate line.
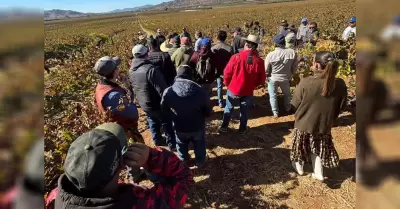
[168, 35, 181, 57]
[265, 34, 298, 118]
[44, 123, 194, 209]
[219, 34, 266, 135]
[160, 33, 176, 53]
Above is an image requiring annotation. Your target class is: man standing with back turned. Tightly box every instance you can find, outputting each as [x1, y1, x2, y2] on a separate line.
[129, 44, 177, 151]
[219, 34, 266, 135]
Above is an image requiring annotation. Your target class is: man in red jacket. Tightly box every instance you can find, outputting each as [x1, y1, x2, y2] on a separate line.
[219, 34, 266, 135]
[45, 123, 194, 209]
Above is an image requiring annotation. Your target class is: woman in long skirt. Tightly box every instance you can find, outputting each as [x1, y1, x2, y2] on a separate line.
[290, 51, 348, 181]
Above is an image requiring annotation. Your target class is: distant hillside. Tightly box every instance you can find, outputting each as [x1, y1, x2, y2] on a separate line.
[108, 4, 154, 13]
[44, 9, 87, 20]
[151, 0, 299, 10]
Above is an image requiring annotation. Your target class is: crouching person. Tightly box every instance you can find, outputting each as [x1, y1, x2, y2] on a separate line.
[45, 123, 194, 209]
[93, 56, 144, 144]
[161, 65, 212, 168]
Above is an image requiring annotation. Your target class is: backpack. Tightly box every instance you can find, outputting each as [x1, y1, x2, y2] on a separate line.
[195, 55, 213, 82]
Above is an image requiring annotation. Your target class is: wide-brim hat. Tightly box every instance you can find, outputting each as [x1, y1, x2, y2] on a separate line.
[245, 34, 260, 44]
[160, 42, 173, 52]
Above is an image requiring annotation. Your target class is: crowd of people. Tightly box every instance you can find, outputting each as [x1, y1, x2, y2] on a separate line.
[3, 16, 357, 209]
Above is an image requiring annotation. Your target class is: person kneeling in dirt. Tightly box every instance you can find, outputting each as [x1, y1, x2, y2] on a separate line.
[45, 123, 194, 209]
[290, 51, 348, 181]
[161, 65, 212, 168]
[93, 56, 144, 144]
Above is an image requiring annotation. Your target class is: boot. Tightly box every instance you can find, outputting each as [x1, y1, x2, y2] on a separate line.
[291, 161, 304, 175]
[311, 154, 324, 181]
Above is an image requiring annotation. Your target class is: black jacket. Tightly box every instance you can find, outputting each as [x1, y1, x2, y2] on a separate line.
[129, 58, 167, 112]
[54, 174, 136, 209]
[148, 50, 176, 86]
[161, 77, 212, 133]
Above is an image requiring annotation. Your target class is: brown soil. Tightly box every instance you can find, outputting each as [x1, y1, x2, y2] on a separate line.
[137, 86, 356, 209]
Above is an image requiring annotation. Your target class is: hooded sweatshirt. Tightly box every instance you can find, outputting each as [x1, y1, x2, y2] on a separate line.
[161, 66, 212, 133]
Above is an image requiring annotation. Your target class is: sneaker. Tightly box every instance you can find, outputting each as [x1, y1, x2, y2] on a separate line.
[291, 161, 304, 176]
[273, 114, 279, 119]
[311, 173, 325, 181]
[238, 128, 248, 135]
[195, 156, 209, 169]
[218, 127, 228, 133]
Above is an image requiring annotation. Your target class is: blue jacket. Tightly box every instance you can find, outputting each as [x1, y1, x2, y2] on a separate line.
[161, 78, 212, 133]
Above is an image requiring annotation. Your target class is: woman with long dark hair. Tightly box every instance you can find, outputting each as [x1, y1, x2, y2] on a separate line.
[290, 51, 348, 181]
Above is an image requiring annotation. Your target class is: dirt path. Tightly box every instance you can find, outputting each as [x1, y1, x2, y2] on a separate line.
[137, 17, 157, 38]
[137, 86, 356, 209]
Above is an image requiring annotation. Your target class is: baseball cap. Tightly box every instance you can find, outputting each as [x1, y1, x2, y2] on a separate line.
[93, 56, 121, 77]
[273, 34, 286, 46]
[132, 44, 148, 58]
[181, 37, 190, 45]
[301, 18, 307, 23]
[349, 16, 356, 23]
[63, 123, 127, 192]
[201, 38, 212, 47]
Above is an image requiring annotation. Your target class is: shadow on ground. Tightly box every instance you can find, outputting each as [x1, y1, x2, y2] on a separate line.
[186, 147, 296, 208]
[183, 118, 297, 208]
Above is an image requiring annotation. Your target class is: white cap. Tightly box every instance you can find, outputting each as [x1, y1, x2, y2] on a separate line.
[132, 44, 148, 58]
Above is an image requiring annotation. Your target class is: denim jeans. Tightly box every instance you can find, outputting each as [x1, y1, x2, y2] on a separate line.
[216, 77, 224, 105]
[267, 79, 291, 116]
[146, 110, 176, 148]
[176, 129, 206, 165]
[220, 90, 252, 131]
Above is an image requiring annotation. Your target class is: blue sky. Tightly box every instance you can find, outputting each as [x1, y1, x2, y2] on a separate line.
[0, 0, 166, 13]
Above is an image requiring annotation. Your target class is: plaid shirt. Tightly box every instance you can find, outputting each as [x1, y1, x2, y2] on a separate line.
[43, 147, 194, 209]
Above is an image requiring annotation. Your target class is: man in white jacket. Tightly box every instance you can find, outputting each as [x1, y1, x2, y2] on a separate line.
[342, 16, 356, 41]
[380, 15, 400, 42]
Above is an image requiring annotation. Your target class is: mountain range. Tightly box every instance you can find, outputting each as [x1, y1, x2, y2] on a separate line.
[45, 0, 294, 20]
